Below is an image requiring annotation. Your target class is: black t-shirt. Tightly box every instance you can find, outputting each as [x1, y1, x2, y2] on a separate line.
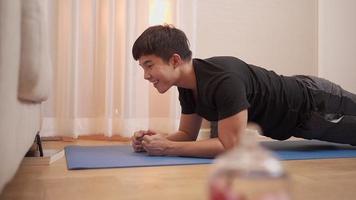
[178, 56, 311, 140]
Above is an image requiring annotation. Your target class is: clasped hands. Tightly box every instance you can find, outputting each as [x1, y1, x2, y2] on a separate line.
[131, 130, 171, 156]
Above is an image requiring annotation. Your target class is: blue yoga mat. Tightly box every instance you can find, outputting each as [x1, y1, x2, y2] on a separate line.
[65, 140, 356, 170]
[65, 145, 212, 170]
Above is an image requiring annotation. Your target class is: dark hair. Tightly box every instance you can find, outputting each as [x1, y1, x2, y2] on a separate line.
[132, 24, 192, 63]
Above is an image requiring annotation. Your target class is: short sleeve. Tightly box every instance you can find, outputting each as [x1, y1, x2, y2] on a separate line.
[214, 76, 250, 120]
[178, 87, 195, 114]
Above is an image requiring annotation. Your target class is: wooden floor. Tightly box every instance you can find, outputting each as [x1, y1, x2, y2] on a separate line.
[1, 139, 356, 200]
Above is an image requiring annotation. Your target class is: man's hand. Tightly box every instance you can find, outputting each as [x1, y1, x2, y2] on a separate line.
[131, 130, 156, 152]
[142, 134, 172, 156]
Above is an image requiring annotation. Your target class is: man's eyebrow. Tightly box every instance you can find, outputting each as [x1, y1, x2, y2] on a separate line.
[140, 60, 152, 66]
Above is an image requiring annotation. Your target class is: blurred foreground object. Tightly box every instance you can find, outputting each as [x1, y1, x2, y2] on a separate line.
[209, 125, 292, 200]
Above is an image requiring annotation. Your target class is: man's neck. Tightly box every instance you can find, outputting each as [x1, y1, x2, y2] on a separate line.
[175, 60, 197, 91]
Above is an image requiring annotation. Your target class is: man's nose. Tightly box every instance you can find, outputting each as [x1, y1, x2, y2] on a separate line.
[144, 71, 151, 80]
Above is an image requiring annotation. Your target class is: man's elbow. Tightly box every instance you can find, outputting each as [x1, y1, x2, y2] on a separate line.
[218, 132, 241, 150]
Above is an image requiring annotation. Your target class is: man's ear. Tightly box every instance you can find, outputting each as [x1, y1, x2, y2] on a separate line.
[169, 53, 182, 68]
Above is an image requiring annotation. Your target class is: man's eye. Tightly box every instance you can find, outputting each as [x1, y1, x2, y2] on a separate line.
[148, 65, 153, 69]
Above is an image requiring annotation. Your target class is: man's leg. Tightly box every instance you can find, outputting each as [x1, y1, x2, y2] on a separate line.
[294, 76, 356, 145]
[299, 75, 356, 115]
[319, 115, 356, 145]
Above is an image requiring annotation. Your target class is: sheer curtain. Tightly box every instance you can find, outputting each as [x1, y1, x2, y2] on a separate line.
[41, 0, 196, 138]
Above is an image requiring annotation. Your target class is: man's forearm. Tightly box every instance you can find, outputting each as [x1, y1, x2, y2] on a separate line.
[165, 138, 225, 158]
[166, 130, 197, 142]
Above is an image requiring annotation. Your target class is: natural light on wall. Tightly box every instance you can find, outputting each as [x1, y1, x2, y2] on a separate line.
[149, 0, 174, 25]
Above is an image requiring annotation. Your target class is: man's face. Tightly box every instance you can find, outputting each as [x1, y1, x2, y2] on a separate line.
[138, 54, 176, 94]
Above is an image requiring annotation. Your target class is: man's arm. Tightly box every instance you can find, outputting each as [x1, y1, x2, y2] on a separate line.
[142, 110, 248, 157]
[165, 138, 225, 158]
[164, 110, 248, 157]
[166, 113, 203, 141]
[132, 113, 201, 152]
[142, 113, 224, 157]
[218, 109, 248, 149]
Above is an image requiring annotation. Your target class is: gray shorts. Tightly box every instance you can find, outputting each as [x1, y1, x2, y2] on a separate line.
[292, 75, 356, 145]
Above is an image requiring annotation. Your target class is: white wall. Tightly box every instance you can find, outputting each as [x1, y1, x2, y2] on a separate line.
[193, 0, 318, 76]
[318, 0, 356, 93]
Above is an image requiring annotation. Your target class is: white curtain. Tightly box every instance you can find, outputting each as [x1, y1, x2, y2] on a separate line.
[41, 0, 196, 138]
